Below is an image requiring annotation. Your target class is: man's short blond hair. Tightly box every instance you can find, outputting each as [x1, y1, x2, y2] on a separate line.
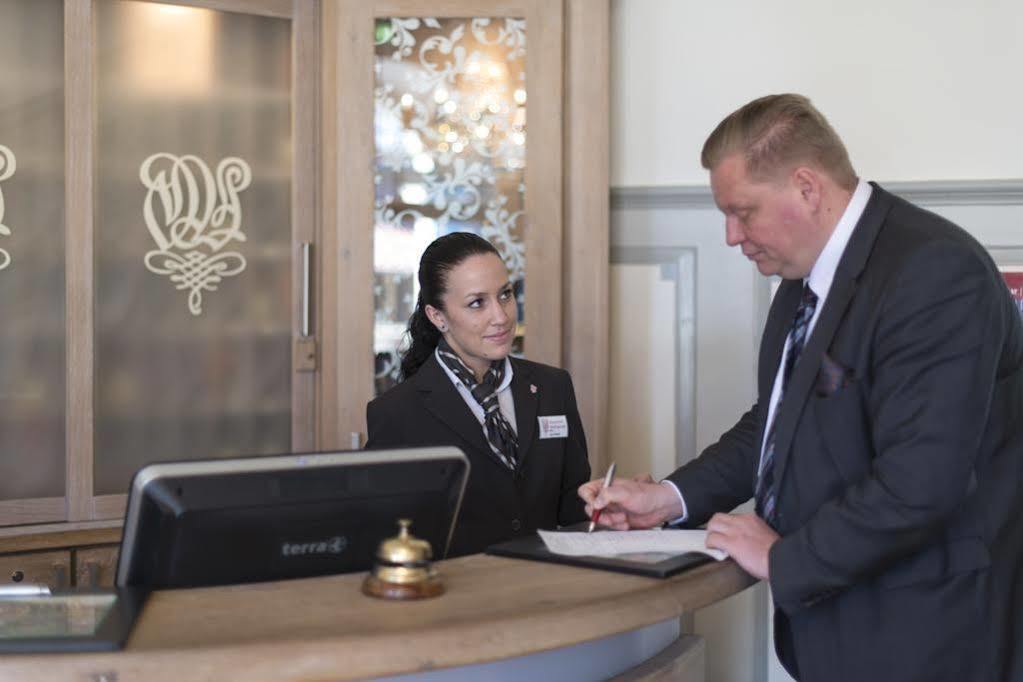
[701, 94, 857, 191]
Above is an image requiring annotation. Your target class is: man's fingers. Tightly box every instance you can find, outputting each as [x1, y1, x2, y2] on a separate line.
[706, 512, 736, 533]
[706, 530, 733, 552]
[578, 478, 612, 504]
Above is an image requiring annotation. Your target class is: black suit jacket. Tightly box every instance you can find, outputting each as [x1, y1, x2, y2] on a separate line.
[365, 354, 591, 557]
[667, 184, 1023, 682]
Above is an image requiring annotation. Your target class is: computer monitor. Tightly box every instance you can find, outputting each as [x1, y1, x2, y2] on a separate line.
[115, 447, 469, 589]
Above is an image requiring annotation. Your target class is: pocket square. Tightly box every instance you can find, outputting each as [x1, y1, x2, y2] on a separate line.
[816, 352, 854, 397]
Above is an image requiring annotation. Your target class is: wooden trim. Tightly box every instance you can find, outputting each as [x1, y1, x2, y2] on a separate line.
[318, 0, 340, 448]
[609, 634, 705, 681]
[65, 0, 94, 523]
[563, 0, 610, 472]
[523, 0, 564, 366]
[0, 499, 67, 529]
[292, 0, 319, 452]
[0, 520, 121, 555]
[92, 494, 128, 520]
[130, 0, 293, 19]
[372, 1, 532, 15]
[0, 555, 755, 680]
[328, 0, 376, 447]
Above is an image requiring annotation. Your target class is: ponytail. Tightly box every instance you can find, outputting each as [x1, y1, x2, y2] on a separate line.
[399, 299, 441, 380]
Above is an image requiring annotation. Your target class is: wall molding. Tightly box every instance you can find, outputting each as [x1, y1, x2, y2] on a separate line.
[611, 179, 1023, 210]
[609, 247, 697, 470]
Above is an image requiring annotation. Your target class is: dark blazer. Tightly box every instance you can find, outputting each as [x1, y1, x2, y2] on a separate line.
[667, 183, 1023, 682]
[365, 354, 591, 557]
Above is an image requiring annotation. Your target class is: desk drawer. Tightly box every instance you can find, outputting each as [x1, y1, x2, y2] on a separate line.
[0, 550, 71, 590]
[74, 545, 120, 588]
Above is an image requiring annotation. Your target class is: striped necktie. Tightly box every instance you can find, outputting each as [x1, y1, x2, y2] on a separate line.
[755, 283, 819, 527]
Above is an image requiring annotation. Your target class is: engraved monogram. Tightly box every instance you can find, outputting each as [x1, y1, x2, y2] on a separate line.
[0, 144, 16, 271]
[140, 153, 251, 315]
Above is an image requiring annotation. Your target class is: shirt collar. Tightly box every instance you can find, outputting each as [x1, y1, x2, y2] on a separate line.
[435, 349, 514, 393]
[806, 179, 872, 302]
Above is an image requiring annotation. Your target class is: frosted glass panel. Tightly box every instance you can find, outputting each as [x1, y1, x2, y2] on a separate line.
[94, 2, 292, 495]
[0, 0, 66, 500]
[373, 17, 527, 393]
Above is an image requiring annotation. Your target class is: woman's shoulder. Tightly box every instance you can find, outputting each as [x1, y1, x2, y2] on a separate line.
[509, 357, 572, 384]
[367, 376, 420, 414]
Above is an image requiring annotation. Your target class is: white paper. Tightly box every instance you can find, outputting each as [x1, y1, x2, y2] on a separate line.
[538, 528, 727, 562]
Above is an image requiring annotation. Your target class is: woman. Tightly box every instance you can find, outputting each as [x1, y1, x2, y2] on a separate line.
[365, 232, 591, 557]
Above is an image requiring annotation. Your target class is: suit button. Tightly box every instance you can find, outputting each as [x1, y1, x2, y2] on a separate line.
[511, 519, 522, 532]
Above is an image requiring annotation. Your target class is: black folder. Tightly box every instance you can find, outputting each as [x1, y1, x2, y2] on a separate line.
[486, 530, 714, 579]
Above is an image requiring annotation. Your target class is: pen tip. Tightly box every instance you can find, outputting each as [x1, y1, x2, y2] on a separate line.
[587, 521, 595, 533]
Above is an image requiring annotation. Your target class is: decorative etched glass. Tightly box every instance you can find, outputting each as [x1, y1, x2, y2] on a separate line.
[373, 17, 527, 394]
[0, 0, 66, 502]
[139, 153, 252, 315]
[0, 144, 16, 271]
[94, 2, 292, 495]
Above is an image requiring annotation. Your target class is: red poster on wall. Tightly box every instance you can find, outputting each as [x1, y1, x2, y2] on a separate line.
[1000, 268, 1023, 320]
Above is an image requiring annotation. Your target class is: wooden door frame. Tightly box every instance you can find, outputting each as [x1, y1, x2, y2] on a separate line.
[322, 0, 609, 469]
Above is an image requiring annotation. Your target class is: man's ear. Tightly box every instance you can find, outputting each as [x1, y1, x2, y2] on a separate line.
[792, 166, 822, 209]
[424, 304, 447, 333]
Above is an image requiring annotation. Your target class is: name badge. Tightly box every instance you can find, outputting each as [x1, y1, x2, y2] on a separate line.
[538, 415, 569, 439]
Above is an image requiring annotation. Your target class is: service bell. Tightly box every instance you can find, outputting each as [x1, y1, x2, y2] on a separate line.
[362, 519, 444, 600]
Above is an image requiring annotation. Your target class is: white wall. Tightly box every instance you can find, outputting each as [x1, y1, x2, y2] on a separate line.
[612, 0, 1023, 187]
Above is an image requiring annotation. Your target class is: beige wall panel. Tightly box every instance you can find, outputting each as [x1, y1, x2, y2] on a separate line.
[608, 263, 678, 479]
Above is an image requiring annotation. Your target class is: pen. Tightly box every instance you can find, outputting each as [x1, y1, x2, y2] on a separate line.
[587, 461, 617, 533]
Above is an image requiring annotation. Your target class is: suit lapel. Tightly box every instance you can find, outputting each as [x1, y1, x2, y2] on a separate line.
[509, 358, 537, 468]
[769, 184, 895, 490]
[413, 354, 490, 455]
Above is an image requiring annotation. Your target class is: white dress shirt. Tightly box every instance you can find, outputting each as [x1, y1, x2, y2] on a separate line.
[664, 179, 873, 522]
[436, 349, 518, 436]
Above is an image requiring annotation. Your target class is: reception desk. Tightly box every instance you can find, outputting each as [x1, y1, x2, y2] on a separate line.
[0, 554, 756, 681]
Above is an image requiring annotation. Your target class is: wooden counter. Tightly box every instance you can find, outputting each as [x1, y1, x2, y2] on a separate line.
[0, 554, 756, 681]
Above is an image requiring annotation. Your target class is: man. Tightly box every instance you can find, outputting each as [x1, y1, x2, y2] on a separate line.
[580, 94, 1022, 681]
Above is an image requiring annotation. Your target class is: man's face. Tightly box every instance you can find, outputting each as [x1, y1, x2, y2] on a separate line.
[710, 154, 819, 279]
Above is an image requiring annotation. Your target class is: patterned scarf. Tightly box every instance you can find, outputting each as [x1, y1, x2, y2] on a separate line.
[436, 338, 519, 472]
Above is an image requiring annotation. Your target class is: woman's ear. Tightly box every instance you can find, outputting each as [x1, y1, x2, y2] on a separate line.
[424, 304, 448, 333]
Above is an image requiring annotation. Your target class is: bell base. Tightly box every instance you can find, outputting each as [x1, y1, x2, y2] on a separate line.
[362, 574, 445, 600]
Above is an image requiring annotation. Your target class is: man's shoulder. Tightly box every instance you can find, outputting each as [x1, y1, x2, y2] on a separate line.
[878, 187, 980, 250]
[868, 186, 993, 277]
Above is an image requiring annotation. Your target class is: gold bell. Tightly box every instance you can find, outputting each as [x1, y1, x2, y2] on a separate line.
[362, 519, 444, 600]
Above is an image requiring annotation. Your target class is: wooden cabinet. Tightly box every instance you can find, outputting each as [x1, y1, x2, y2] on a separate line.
[0, 0, 318, 527]
[74, 545, 120, 589]
[0, 544, 119, 590]
[0, 550, 72, 591]
[0, 0, 608, 541]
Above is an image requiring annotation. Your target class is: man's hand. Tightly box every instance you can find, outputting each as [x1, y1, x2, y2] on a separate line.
[705, 513, 779, 580]
[577, 475, 682, 530]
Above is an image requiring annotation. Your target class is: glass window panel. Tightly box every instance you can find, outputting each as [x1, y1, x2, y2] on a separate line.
[94, 1, 292, 495]
[373, 17, 527, 394]
[0, 0, 66, 500]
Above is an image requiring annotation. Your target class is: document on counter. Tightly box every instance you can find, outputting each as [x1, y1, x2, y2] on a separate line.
[537, 528, 728, 561]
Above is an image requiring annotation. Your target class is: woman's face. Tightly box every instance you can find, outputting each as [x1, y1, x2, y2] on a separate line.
[426, 252, 516, 378]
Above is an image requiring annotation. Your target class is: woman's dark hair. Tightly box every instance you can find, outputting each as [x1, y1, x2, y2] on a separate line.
[400, 232, 501, 380]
